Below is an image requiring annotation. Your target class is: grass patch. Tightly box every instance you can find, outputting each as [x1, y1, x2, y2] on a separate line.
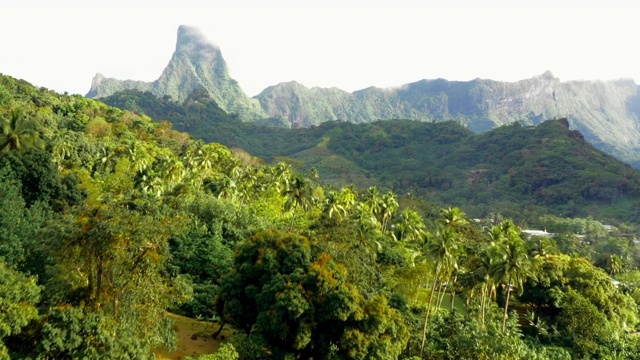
[155, 313, 233, 360]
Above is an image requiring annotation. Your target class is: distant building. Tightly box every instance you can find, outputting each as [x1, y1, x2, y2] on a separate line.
[522, 229, 555, 238]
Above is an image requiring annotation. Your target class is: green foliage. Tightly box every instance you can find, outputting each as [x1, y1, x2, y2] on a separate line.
[557, 290, 610, 358]
[37, 305, 175, 359]
[101, 89, 640, 224]
[184, 343, 239, 360]
[422, 309, 551, 360]
[218, 230, 407, 359]
[520, 254, 638, 357]
[0, 262, 40, 360]
[0, 150, 84, 210]
[168, 197, 258, 318]
[4, 72, 640, 359]
[0, 107, 44, 154]
[0, 166, 52, 279]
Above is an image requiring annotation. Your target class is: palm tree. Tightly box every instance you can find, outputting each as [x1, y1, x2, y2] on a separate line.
[323, 189, 347, 224]
[267, 162, 291, 193]
[0, 107, 43, 154]
[606, 254, 624, 276]
[363, 186, 383, 219]
[467, 242, 499, 328]
[350, 201, 382, 247]
[391, 209, 426, 244]
[237, 167, 260, 206]
[93, 145, 119, 174]
[216, 176, 239, 201]
[420, 225, 460, 357]
[489, 222, 532, 333]
[52, 130, 76, 170]
[439, 207, 469, 230]
[379, 191, 399, 234]
[282, 175, 313, 232]
[160, 155, 186, 186]
[126, 141, 154, 173]
[307, 166, 319, 181]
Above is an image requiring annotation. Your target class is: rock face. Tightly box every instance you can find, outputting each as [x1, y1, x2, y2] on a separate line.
[86, 25, 265, 121]
[256, 72, 640, 166]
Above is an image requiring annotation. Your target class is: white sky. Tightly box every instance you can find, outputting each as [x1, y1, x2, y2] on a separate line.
[1, 0, 639, 97]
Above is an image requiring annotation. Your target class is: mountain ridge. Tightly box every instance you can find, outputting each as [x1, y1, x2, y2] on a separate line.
[86, 25, 640, 167]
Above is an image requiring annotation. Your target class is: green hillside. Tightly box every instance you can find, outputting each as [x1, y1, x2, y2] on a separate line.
[6, 72, 640, 359]
[102, 89, 640, 223]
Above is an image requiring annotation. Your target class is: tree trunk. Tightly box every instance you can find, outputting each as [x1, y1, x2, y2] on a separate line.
[449, 274, 457, 312]
[502, 286, 512, 333]
[88, 255, 94, 302]
[420, 276, 439, 357]
[437, 274, 450, 310]
[96, 255, 103, 309]
[289, 203, 298, 232]
[480, 283, 487, 328]
[212, 320, 226, 339]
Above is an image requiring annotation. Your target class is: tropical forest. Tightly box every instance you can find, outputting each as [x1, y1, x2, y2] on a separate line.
[4, 24, 640, 360]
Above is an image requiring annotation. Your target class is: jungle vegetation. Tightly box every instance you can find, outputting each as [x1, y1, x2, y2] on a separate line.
[2, 74, 640, 359]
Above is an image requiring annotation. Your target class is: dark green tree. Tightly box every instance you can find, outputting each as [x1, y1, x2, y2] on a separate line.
[0, 107, 43, 154]
[217, 230, 407, 359]
[0, 262, 41, 359]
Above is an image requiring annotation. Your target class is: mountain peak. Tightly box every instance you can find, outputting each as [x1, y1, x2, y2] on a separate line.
[86, 25, 265, 120]
[540, 70, 555, 79]
[176, 25, 220, 52]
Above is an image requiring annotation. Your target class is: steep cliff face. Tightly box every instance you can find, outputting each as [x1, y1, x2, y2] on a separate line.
[256, 72, 640, 166]
[86, 26, 265, 121]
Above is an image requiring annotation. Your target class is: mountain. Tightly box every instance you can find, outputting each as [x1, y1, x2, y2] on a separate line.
[87, 26, 640, 167]
[256, 72, 640, 167]
[86, 25, 265, 121]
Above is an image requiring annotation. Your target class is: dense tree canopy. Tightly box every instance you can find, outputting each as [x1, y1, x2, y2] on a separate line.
[1, 73, 640, 359]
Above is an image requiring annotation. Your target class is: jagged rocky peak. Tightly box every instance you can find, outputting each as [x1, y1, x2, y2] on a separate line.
[539, 70, 556, 79]
[175, 25, 221, 58]
[89, 73, 105, 90]
[86, 25, 266, 120]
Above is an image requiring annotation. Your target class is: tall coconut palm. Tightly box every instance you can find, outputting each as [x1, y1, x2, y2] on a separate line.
[159, 155, 186, 187]
[323, 189, 347, 224]
[52, 130, 76, 170]
[467, 241, 500, 328]
[420, 225, 460, 357]
[439, 207, 469, 230]
[126, 141, 154, 173]
[489, 223, 532, 333]
[282, 175, 313, 232]
[216, 176, 238, 201]
[0, 107, 43, 154]
[267, 162, 291, 193]
[379, 191, 399, 234]
[391, 209, 427, 244]
[363, 186, 383, 219]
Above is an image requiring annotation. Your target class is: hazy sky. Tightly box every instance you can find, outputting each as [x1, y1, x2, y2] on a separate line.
[1, 0, 639, 97]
